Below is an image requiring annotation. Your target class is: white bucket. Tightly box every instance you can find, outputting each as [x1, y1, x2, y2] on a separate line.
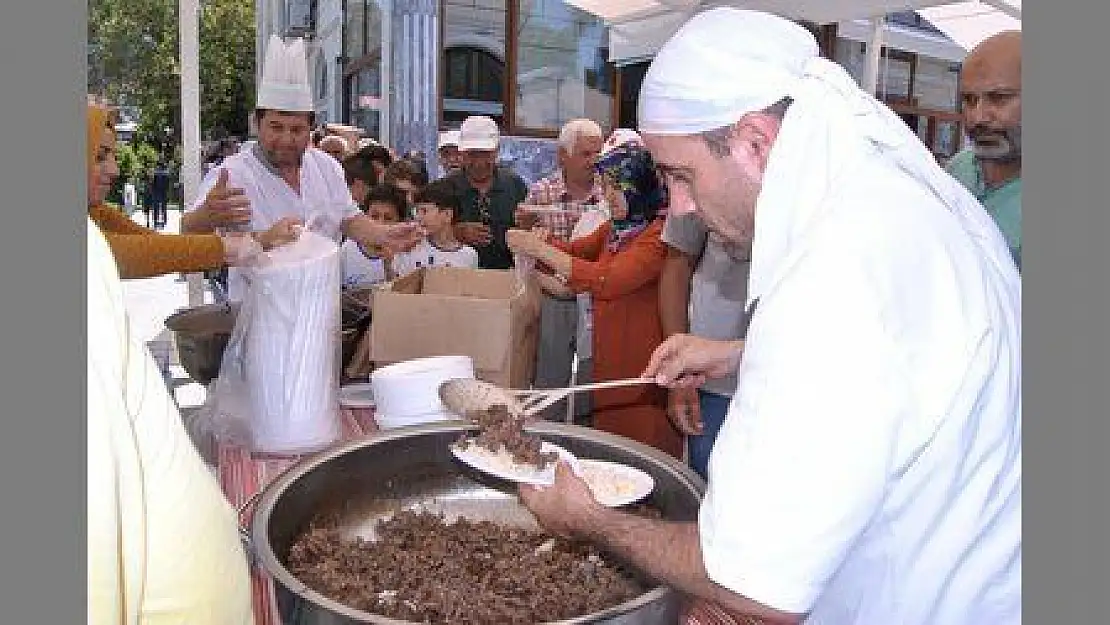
[370, 356, 475, 428]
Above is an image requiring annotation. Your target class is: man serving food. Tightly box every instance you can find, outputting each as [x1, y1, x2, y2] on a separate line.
[183, 35, 420, 299]
[518, 9, 1021, 625]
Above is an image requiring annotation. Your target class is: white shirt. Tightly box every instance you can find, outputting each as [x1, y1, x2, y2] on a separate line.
[340, 238, 388, 288]
[699, 160, 1021, 624]
[87, 218, 253, 624]
[190, 141, 360, 299]
[390, 238, 479, 277]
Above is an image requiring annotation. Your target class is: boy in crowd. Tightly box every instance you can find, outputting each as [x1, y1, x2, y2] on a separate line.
[390, 179, 478, 277]
[341, 184, 408, 289]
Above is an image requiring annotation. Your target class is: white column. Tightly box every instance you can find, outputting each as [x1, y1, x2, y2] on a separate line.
[863, 16, 885, 96]
[389, 0, 439, 164]
[180, 0, 205, 305]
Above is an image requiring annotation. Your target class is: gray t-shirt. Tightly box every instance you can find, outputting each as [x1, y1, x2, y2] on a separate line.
[661, 213, 751, 397]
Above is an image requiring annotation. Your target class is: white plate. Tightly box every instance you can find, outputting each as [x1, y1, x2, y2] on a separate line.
[577, 459, 655, 508]
[451, 439, 578, 486]
[338, 383, 375, 408]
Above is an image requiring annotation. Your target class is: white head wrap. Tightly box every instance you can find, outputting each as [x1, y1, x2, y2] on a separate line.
[256, 35, 314, 112]
[638, 7, 1018, 302]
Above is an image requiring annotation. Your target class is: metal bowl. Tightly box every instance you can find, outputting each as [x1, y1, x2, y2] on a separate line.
[165, 302, 239, 386]
[165, 301, 369, 386]
[247, 421, 707, 624]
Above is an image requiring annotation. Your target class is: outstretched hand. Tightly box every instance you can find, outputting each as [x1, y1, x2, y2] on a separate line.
[643, 334, 745, 390]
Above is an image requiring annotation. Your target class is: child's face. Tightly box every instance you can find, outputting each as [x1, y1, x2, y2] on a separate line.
[392, 180, 418, 206]
[414, 202, 453, 234]
[366, 201, 401, 224]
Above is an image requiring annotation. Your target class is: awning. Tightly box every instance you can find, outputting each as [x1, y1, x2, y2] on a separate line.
[568, 0, 1019, 65]
[917, 1, 1021, 51]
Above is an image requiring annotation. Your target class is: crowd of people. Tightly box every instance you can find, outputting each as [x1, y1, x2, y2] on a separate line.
[88, 16, 1023, 625]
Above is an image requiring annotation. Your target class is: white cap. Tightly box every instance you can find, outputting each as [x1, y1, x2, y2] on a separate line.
[437, 130, 461, 150]
[457, 116, 500, 151]
[600, 129, 645, 157]
[256, 35, 314, 112]
[637, 9, 817, 135]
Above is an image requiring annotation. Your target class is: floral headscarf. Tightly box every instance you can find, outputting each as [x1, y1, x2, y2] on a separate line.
[595, 130, 668, 252]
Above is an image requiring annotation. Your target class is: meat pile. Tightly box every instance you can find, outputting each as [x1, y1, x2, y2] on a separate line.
[285, 509, 646, 624]
[455, 403, 557, 469]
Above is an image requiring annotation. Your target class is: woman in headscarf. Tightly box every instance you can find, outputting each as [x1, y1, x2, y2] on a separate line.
[507, 131, 682, 458]
[86, 96, 301, 279]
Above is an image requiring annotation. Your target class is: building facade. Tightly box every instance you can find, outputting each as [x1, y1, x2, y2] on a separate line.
[258, 2, 970, 180]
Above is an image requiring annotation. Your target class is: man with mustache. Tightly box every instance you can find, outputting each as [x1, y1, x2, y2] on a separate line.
[183, 35, 420, 300]
[947, 31, 1022, 270]
[448, 115, 529, 270]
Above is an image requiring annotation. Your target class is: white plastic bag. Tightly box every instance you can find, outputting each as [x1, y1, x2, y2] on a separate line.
[195, 228, 342, 454]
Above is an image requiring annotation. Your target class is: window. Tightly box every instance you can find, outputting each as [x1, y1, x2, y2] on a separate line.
[913, 55, 960, 112]
[346, 0, 366, 59]
[342, 0, 386, 137]
[443, 0, 508, 126]
[440, 0, 615, 135]
[445, 47, 504, 101]
[347, 66, 383, 139]
[513, 0, 613, 132]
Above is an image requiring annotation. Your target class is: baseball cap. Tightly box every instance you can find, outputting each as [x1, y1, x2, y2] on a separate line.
[437, 130, 461, 150]
[457, 116, 500, 151]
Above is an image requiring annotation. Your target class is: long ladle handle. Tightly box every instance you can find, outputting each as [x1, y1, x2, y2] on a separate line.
[563, 376, 656, 394]
[519, 377, 656, 417]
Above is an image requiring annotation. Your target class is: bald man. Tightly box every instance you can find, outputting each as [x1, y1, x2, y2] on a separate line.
[947, 31, 1022, 270]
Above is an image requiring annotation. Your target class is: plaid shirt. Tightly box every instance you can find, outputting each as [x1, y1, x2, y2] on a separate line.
[524, 171, 606, 241]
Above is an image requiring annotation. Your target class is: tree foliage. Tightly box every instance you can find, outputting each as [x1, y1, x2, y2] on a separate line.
[88, 0, 256, 150]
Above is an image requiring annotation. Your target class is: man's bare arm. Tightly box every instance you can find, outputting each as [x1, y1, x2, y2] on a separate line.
[578, 507, 803, 625]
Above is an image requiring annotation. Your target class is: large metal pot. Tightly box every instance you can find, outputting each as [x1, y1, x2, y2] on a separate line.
[247, 421, 706, 624]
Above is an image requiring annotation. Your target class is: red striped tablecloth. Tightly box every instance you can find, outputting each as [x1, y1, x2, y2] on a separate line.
[217, 407, 378, 625]
[215, 407, 758, 625]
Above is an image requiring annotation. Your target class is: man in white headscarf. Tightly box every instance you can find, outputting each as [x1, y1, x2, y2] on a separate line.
[519, 9, 1021, 625]
[182, 35, 420, 299]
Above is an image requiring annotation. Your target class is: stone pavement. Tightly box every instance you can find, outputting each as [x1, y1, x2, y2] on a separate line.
[119, 208, 212, 412]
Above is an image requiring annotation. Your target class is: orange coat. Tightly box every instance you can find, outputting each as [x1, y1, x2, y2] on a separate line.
[557, 219, 683, 458]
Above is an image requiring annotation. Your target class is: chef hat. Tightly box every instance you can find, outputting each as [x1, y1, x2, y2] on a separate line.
[638, 8, 818, 135]
[256, 35, 314, 112]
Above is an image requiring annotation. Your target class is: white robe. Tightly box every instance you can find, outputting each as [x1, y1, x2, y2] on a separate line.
[190, 142, 359, 300]
[697, 56, 1021, 625]
[87, 218, 253, 624]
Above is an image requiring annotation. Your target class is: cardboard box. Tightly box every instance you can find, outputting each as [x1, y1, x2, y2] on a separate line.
[367, 267, 541, 388]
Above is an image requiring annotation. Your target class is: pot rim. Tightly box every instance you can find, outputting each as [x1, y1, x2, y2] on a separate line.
[248, 420, 705, 624]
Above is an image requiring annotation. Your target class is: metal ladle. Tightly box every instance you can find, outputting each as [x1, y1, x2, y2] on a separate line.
[438, 376, 657, 420]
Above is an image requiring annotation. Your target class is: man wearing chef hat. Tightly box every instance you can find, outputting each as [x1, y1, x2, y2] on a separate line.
[182, 34, 420, 299]
[520, 8, 1021, 625]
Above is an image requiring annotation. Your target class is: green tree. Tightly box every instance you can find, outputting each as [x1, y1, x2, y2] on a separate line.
[88, 0, 255, 149]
